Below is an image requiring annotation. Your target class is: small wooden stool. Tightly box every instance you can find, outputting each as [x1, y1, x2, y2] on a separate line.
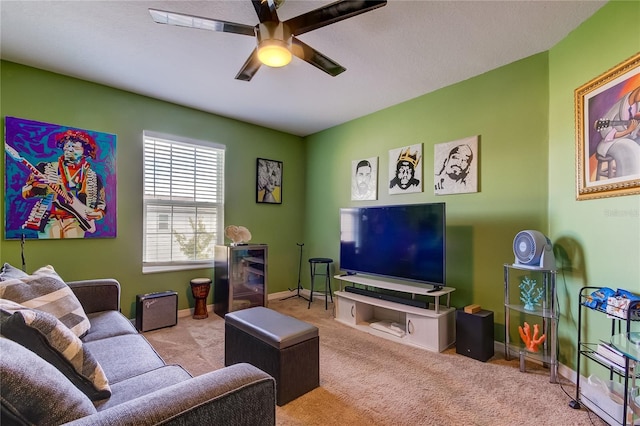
[190, 278, 211, 319]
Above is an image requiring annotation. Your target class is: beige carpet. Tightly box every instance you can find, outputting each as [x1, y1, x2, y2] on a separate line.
[144, 298, 607, 426]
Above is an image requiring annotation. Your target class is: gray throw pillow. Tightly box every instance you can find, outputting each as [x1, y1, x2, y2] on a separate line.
[0, 299, 111, 400]
[0, 265, 90, 337]
[0, 263, 28, 281]
[0, 337, 97, 424]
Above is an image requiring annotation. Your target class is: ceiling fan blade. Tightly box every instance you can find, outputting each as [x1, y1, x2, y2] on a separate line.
[251, 0, 279, 23]
[149, 8, 255, 37]
[235, 49, 262, 81]
[291, 38, 346, 77]
[285, 0, 387, 36]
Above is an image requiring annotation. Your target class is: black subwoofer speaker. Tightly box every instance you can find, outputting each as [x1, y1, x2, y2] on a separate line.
[455, 309, 494, 362]
[136, 291, 178, 332]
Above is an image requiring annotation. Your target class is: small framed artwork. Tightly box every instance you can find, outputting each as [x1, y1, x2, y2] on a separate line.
[575, 52, 640, 200]
[434, 135, 479, 195]
[351, 156, 378, 201]
[256, 158, 282, 204]
[389, 144, 422, 194]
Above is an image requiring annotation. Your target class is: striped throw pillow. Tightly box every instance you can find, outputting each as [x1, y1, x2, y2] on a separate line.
[0, 262, 29, 281]
[0, 265, 90, 337]
[0, 299, 111, 400]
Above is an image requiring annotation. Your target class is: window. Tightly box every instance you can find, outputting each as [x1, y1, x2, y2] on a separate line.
[143, 131, 224, 270]
[158, 214, 169, 231]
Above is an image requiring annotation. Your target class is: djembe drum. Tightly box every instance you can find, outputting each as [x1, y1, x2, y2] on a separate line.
[190, 278, 212, 319]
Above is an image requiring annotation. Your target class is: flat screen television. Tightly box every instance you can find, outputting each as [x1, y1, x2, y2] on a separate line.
[339, 203, 446, 289]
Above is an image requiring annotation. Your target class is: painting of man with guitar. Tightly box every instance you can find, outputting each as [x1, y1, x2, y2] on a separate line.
[575, 53, 639, 199]
[592, 85, 640, 181]
[4, 117, 116, 239]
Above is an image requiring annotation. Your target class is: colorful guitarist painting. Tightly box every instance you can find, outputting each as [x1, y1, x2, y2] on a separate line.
[4, 117, 116, 239]
[575, 53, 640, 199]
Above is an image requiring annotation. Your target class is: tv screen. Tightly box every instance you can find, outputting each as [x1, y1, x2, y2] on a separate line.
[339, 203, 445, 287]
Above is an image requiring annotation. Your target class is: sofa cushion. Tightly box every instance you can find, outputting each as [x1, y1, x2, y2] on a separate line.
[0, 337, 97, 424]
[0, 265, 90, 337]
[82, 310, 138, 343]
[94, 365, 192, 411]
[0, 300, 111, 400]
[0, 263, 28, 281]
[84, 334, 166, 384]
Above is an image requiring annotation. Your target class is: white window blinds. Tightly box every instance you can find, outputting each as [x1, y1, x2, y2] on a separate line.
[143, 131, 224, 266]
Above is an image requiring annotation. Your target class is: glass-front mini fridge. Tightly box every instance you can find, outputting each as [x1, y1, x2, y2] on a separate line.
[214, 244, 268, 317]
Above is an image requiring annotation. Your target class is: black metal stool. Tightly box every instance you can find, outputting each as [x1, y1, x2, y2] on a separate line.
[308, 258, 333, 309]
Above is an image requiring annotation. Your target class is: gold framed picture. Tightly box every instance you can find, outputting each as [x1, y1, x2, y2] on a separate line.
[575, 52, 640, 200]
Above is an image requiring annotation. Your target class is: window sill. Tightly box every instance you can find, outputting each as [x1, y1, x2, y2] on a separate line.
[143, 263, 214, 274]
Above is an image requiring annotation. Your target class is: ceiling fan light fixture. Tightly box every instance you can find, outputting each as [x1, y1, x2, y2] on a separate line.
[257, 39, 291, 67]
[257, 21, 292, 68]
[150, 0, 387, 81]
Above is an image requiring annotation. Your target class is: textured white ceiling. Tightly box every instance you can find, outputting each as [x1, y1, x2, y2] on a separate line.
[1, 1, 606, 136]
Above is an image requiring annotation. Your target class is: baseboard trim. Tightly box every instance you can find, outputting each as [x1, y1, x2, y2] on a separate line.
[174, 290, 320, 317]
[269, 289, 316, 300]
[177, 304, 213, 318]
[491, 341, 576, 384]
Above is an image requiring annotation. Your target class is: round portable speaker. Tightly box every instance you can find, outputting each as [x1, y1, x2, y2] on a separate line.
[513, 230, 550, 266]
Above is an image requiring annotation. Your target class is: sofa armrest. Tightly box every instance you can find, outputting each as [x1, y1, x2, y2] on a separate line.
[64, 363, 276, 426]
[67, 279, 121, 314]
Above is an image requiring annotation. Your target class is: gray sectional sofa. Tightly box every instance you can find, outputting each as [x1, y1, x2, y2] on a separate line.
[1, 278, 276, 425]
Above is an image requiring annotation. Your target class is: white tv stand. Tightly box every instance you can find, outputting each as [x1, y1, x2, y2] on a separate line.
[334, 275, 456, 352]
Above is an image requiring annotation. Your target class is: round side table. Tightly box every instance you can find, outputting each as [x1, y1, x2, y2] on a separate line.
[190, 278, 212, 319]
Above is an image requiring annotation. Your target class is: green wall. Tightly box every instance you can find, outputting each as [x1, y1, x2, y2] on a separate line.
[548, 0, 640, 370]
[303, 0, 639, 367]
[1, 1, 637, 371]
[0, 62, 306, 318]
[304, 52, 551, 341]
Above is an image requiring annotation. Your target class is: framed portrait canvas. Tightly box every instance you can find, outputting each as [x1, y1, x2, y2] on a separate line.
[575, 52, 640, 200]
[351, 156, 378, 201]
[256, 158, 282, 204]
[434, 135, 478, 195]
[4, 116, 117, 240]
[388, 144, 422, 195]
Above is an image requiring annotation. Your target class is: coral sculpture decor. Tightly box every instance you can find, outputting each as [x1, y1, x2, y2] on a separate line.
[519, 276, 544, 311]
[518, 322, 546, 352]
[224, 225, 252, 245]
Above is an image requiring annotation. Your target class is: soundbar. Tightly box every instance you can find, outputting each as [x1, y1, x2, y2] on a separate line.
[344, 286, 428, 309]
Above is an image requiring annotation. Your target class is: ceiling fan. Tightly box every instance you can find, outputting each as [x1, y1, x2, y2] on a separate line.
[149, 0, 387, 81]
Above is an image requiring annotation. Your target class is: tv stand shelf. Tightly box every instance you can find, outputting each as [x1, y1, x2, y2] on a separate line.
[336, 274, 454, 313]
[334, 275, 456, 352]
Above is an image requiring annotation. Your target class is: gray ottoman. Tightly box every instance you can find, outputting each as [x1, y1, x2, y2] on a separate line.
[225, 307, 319, 406]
